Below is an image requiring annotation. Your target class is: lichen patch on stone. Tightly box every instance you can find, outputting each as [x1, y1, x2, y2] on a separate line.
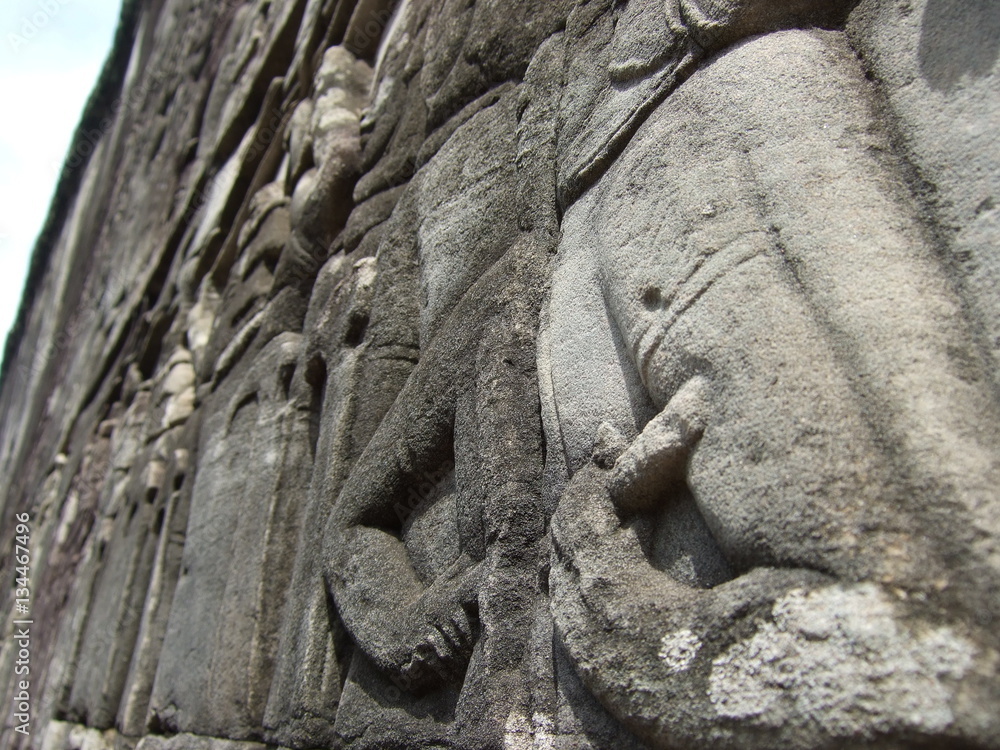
[659, 628, 702, 674]
[708, 584, 976, 738]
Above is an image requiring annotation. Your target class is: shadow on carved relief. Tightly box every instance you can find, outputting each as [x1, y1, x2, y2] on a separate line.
[919, 0, 1000, 92]
[321, 23, 557, 742]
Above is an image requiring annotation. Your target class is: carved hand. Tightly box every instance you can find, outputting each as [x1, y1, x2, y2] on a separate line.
[388, 554, 482, 691]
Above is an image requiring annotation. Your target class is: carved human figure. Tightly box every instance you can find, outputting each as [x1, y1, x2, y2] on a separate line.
[277, 46, 371, 293]
[546, 1, 1000, 748]
[322, 83, 551, 746]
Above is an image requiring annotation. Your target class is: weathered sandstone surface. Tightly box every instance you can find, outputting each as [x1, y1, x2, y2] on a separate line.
[1, 1, 998, 748]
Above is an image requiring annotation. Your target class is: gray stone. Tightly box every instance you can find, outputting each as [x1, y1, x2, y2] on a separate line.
[263, 254, 379, 747]
[147, 334, 311, 740]
[548, 23, 1000, 750]
[63, 347, 199, 729]
[1, 0, 999, 748]
[281, 46, 371, 286]
[335, 183, 405, 255]
[134, 734, 267, 750]
[847, 0, 1000, 388]
[196, 0, 307, 162]
[325, 239, 550, 749]
[118, 419, 198, 736]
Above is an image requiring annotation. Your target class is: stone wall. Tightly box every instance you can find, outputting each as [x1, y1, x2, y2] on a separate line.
[1, 1, 998, 748]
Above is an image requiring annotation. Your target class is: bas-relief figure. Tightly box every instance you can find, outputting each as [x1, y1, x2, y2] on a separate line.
[322, 63, 552, 750]
[2, 1, 998, 749]
[545, 1, 1000, 748]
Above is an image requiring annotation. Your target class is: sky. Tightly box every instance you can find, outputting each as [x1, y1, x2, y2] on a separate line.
[0, 0, 122, 351]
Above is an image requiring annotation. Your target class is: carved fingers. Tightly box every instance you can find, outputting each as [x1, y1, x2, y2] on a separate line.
[434, 610, 473, 654]
[401, 616, 469, 684]
[396, 557, 483, 689]
[608, 374, 710, 514]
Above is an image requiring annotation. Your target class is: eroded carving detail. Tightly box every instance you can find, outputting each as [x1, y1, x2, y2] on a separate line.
[547, 3, 1000, 748]
[1, 1, 998, 749]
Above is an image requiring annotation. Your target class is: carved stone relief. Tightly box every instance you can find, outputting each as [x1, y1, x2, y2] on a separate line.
[0, 1, 997, 749]
[546, 4, 1000, 748]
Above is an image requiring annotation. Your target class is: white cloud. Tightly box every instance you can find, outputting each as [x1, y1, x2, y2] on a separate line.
[0, 0, 121, 350]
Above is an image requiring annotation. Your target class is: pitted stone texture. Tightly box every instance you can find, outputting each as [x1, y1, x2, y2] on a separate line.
[149, 334, 311, 740]
[326, 239, 551, 749]
[709, 585, 976, 736]
[548, 20, 1000, 750]
[412, 93, 521, 346]
[1, 0, 999, 749]
[558, 0, 858, 208]
[264, 254, 380, 748]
